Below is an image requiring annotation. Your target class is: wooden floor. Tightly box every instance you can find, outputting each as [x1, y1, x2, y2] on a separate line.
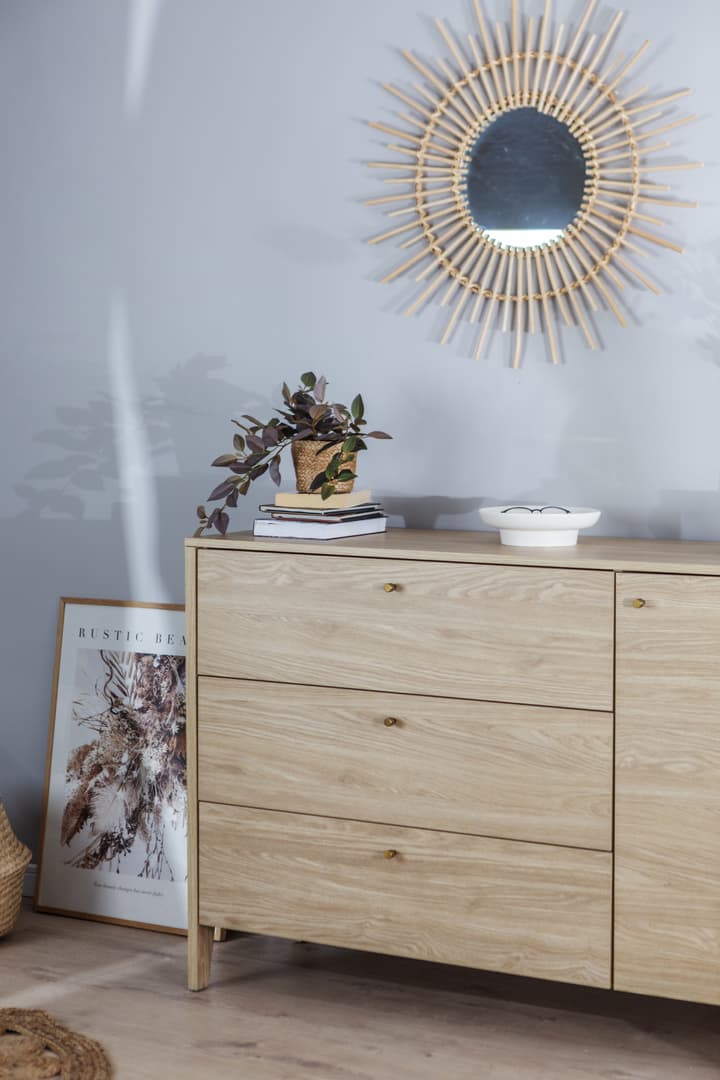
[1, 907, 718, 1079]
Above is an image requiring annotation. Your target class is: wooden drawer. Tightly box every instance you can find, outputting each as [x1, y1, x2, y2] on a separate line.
[199, 803, 612, 988]
[196, 551, 613, 710]
[198, 678, 613, 850]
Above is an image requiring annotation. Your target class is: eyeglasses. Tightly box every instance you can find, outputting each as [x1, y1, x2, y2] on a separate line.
[501, 505, 571, 515]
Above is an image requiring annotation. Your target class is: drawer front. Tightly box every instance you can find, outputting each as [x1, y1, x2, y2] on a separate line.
[198, 678, 613, 850]
[196, 551, 613, 710]
[199, 804, 612, 988]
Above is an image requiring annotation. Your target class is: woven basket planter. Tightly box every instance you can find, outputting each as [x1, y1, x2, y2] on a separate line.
[0, 802, 31, 938]
[291, 441, 357, 494]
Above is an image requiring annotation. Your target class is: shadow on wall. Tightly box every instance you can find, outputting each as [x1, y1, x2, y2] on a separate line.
[10, 353, 273, 527]
[677, 247, 720, 366]
[648, 482, 720, 540]
[385, 487, 720, 542]
[251, 223, 353, 265]
[0, 354, 274, 853]
[13, 392, 164, 522]
[384, 496, 486, 530]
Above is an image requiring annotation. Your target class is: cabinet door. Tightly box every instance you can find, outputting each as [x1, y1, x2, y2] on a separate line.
[615, 573, 720, 1005]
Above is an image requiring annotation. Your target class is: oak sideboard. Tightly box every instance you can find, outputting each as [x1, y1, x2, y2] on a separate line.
[185, 529, 720, 1005]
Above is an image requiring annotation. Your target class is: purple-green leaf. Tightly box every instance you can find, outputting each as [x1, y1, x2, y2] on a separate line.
[211, 453, 239, 467]
[208, 479, 236, 502]
[314, 375, 327, 402]
[269, 457, 282, 486]
[366, 430, 392, 439]
[246, 434, 266, 453]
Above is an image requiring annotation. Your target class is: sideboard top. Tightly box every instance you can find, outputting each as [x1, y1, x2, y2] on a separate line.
[185, 528, 720, 576]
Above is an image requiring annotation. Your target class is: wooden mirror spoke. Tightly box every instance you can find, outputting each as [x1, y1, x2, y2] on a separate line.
[367, 0, 699, 365]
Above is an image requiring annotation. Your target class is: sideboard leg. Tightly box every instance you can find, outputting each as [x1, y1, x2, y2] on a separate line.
[213, 927, 228, 943]
[188, 923, 214, 991]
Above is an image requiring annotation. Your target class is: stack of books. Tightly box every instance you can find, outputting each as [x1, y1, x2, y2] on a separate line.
[254, 490, 387, 539]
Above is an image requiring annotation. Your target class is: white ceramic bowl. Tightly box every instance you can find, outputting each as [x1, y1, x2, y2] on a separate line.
[479, 505, 602, 547]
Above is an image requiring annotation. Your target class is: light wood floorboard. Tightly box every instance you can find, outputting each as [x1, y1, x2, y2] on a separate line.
[1, 906, 718, 1079]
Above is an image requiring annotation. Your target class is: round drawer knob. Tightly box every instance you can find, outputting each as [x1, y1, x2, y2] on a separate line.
[633, 598, 647, 609]
[383, 717, 398, 728]
[383, 849, 397, 860]
[384, 582, 398, 593]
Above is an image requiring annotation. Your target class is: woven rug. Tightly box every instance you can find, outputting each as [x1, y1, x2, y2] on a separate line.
[0, 1010, 112, 1078]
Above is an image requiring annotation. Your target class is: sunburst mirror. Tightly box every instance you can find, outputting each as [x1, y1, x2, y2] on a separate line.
[366, 0, 701, 365]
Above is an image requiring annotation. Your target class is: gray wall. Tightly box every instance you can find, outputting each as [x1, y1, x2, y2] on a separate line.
[1, 0, 718, 851]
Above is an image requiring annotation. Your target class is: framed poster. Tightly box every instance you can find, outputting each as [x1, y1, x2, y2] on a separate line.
[36, 598, 188, 933]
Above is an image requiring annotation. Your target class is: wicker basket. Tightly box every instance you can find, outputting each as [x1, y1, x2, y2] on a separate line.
[291, 440, 357, 494]
[0, 801, 31, 938]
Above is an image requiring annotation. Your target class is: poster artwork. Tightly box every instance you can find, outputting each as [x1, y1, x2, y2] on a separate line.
[37, 601, 188, 932]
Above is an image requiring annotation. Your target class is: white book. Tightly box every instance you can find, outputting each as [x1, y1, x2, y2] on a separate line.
[253, 516, 387, 540]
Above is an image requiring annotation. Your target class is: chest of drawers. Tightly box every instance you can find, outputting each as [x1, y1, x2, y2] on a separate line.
[185, 530, 720, 1005]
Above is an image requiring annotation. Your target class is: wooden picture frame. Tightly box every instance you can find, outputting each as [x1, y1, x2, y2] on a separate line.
[367, 0, 701, 365]
[36, 598, 188, 935]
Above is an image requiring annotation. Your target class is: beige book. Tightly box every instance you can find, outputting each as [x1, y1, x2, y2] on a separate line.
[273, 489, 372, 510]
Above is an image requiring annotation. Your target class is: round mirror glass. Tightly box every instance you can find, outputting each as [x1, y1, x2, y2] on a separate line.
[465, 108, 587, 248]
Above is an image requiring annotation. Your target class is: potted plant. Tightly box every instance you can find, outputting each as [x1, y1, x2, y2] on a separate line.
[195, 372, 391, 536]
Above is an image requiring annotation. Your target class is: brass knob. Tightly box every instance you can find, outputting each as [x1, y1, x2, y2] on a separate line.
[632, 598, 647, 609]
[383, 717, 398, 727]
[384, 582, 398, 593]
[383, 849, 397, 859]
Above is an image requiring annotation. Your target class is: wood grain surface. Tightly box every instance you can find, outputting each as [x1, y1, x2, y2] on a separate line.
[185, 546, 214, 990]
[615, 573, 720, 1006]
[187, 529, 720, 577]
[196, 551, 614, 710]
[199, 803, 612, 989]
[198, 678, 613, 850]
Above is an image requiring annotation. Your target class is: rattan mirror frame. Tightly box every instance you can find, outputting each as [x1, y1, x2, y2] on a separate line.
[366, 0, 701, 366]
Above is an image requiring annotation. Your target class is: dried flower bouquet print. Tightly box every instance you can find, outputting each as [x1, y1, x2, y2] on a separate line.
[61, 649, 186, 881]
[36, 599, 189, 933]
